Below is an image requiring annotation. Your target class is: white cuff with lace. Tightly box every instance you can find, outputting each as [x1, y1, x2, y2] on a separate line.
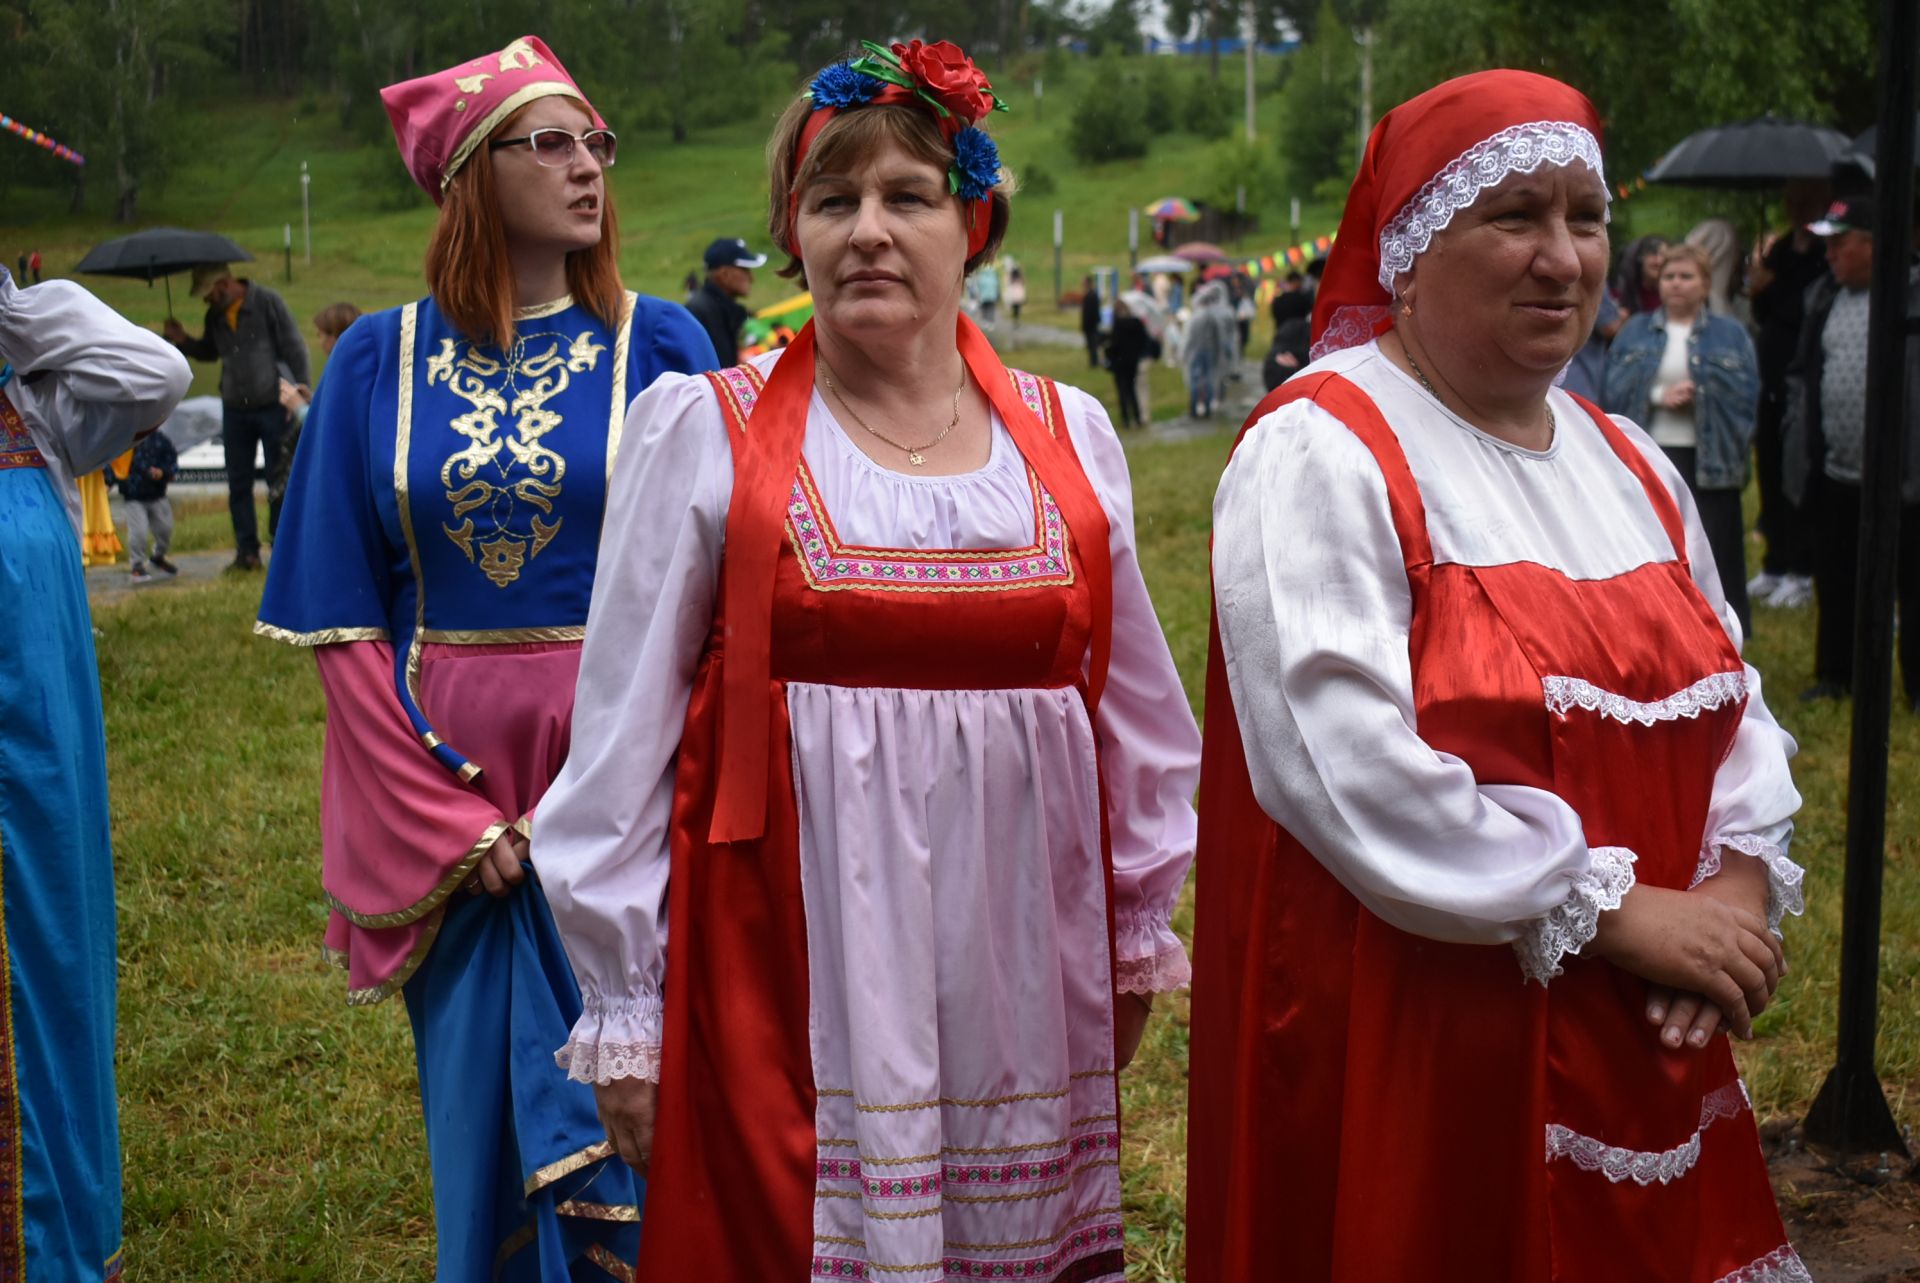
[1690, 833, 1807, 936]
[555, 992, 664, 1085]
[1513, 846, 1638, 985]
[1116, 903, 1193, 994]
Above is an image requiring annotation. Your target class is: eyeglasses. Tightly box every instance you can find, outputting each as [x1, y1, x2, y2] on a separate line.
[489, 127, 617, 169]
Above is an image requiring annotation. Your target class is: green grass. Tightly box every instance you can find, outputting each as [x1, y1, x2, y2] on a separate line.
[94, 430, 1920, 1278]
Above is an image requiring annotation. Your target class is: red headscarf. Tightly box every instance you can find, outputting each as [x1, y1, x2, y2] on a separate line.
[1310, 70, 1607, 360]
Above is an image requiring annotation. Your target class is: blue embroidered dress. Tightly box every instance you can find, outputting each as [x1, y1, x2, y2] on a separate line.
[258, 290, 715, 1280]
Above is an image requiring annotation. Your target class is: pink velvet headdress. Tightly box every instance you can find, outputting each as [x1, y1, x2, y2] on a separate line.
[379, 35, 606, 203]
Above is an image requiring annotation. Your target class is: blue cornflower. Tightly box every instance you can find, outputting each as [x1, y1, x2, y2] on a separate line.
[951, 127, 1001, 202]
[810, 63, 885, 109]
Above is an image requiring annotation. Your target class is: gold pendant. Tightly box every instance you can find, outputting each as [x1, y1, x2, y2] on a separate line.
[908, 449, 926, 466]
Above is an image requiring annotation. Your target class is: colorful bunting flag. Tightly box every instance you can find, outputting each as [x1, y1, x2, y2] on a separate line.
[0, 113, 85, 167]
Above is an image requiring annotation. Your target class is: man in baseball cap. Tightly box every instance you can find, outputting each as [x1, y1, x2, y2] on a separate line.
[684, 237, 767, 367]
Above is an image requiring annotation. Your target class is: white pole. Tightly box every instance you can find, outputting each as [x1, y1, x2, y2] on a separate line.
[1244, 0, 1257, 142]
[301, 162, 312, 266]
[1053, 208, 1064, 305]
[1128, 207, 1139, 271]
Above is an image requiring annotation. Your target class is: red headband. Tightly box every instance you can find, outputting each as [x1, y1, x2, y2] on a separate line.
[786, 87, 995, 263]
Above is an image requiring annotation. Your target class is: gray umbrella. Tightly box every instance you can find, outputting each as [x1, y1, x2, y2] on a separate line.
[74, 227, 254, 315]
[1837, 115, 1920, 180]
[1645, 115, 1854, 189]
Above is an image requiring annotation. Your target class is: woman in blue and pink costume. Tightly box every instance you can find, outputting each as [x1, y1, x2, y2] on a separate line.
[535, 41, 1200, 1280]
[256, 35, 715, 1280]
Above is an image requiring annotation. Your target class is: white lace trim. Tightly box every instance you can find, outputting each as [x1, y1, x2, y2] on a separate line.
[554, 993, 665, 1084]
[1376, 121, 1609, 292]
[1514, 846, 1636, 984]
[557, 1038, 663, 1084]
[1696, 833, 1807, 936]
[1116, 942, 1193, 995]
[1309, 302, 1393, 360]
[1542, 671, 1749, 726]
[1716, 1245, 1814, 1283]
[1544, 1080, 1751, 1186]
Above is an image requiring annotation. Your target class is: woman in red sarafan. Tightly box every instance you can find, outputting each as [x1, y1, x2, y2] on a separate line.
[1189, 70, 1809, 1282]
[534, 40, 1200, 1281]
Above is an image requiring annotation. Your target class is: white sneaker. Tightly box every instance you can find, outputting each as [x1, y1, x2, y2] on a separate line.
[1766, 575, 1814, 609]
[1747, 570, 1783, 598]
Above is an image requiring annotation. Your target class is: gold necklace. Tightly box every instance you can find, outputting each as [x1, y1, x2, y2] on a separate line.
[818, 359, 967, 467]
[1402, 340, 1555, 437]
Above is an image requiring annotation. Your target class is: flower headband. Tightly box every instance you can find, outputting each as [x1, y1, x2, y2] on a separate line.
[789, 40, 1008, 260]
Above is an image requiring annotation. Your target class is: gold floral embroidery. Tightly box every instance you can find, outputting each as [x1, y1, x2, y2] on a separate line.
[454, 72, 493, 94]
[426, 324, 601, 588]
[499, 37, 543, 71]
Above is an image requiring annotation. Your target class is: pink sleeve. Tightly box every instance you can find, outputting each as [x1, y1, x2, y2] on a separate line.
[314, 642, 511, 927]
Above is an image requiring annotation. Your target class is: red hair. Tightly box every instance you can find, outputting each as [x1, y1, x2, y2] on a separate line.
[423, 108, 624, 349]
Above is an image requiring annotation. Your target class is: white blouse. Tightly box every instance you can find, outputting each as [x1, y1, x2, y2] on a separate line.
[1212, 341, 1803, 984]
[534, 350, 1202, 1081]
[0, 271, 191, 530]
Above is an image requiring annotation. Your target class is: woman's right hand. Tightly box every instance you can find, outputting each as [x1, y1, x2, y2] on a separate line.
[467, 830, 528, 897]
[595, 1077, 658, 1176]
[1587, 885, 1783, 1040]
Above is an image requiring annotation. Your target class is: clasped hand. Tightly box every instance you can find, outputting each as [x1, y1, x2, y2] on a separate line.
[1589, 860, 1783, 1051]
[464, 829, 528, 898]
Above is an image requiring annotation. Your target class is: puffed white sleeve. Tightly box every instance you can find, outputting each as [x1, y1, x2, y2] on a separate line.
[531, 370, 734, 1083]
[0, 271, 190, 519]
[1061, 387, 1201, 993]
[1213, 401, 1636, 984]
[1616, 416, 1805, 933]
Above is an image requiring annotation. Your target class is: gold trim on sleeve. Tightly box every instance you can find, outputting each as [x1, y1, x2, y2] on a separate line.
[554, 1200, 640, 1223]
[584, 1243, 637, 1282]
[524, 1140, 617, 1197]
[416, 626, 586, 645]
[252, 622, 390, 647]
[344, 909, 446, 1007]
[441, 83, 590, 192]
[492, 1219, 538, 1272]
[604, 291, 638, 487]
[326, 818, 510, 929]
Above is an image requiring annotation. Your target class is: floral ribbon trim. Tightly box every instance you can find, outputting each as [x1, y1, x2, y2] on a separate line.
[811, 1220, 1124, 1280]
[1544, 1080, 1751, 1186]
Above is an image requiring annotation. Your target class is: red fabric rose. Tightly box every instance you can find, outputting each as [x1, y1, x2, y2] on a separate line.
[891, 39, 994, 124]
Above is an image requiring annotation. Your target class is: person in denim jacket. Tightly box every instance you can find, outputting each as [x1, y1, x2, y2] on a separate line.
[1602, 242, 1761, 633]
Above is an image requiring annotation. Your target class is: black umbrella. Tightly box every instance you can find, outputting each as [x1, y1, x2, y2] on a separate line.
[1838, 115, 1920, 180]
[1645, 114, 1854, 189]
[74, 227, 254, 316]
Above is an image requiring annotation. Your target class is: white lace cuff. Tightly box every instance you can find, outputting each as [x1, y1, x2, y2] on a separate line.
[1115, 906, 1192, 994]
[1692, 834, 1807, 936]
[555, 992, 664, 1084]
[1513, 846, 1638, 985]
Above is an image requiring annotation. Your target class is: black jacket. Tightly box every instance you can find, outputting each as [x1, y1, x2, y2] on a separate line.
[1080, 288, 1101, 335]
[1782, 265, 1920, 507]
[684, 278, 749, 368]
[117, 430, 177, 502]
[173, 280, 308, 410]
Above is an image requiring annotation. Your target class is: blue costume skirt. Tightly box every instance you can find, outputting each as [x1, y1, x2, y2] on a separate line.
[402, 876, 641, 1281]
[0, 465, 123, 1281]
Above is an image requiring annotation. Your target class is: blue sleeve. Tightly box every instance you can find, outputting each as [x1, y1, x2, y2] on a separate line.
[1598, 315, 1648, 417]
[635, 296, 720, 388]
[256, 315, 397, 643]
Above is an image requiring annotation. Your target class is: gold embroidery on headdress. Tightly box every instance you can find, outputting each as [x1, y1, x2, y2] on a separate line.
[454, 72, 493, 94]
[498, 38, 543, 72]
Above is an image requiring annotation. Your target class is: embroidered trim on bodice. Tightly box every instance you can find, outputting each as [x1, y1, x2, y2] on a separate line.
[786, 462, 1074, 593]
[1542, 671, 1748, 726]
[1543, 1080, 1750, 1186]
[0, 389, 45, 471]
